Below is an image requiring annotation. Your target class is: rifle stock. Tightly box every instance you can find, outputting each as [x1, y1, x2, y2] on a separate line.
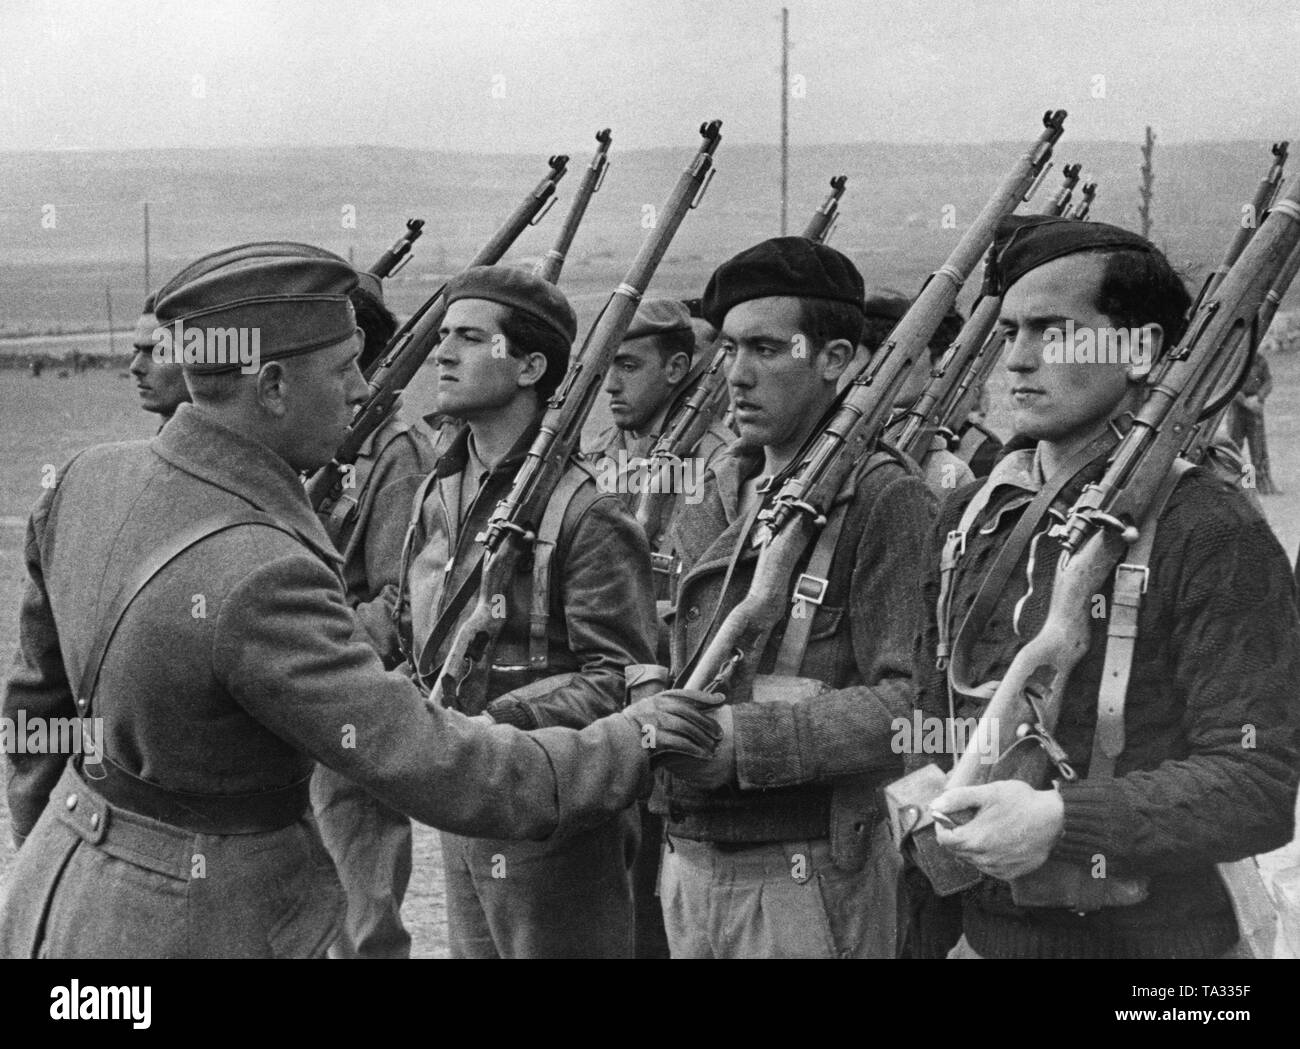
[306, 155, 569, 513]
[428, 121, 724, 706]
[678, 110, 1067, 695]
[802, 175, 848, 243]
[535, 129, 612, 283]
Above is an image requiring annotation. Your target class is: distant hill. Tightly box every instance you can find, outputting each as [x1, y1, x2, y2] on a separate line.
[0, 139, 1294, 335]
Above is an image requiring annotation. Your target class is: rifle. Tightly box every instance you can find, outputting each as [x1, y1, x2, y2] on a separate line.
[802, 176, 848, 244]
[633, 341, 731, 549]
[535, 129, 612, 283]
[1067, 180, 1097, 220]
[888, 172, 1300, 903]
[675, 110, 1067, 699]
[368, 219, 425, 279]
[426, 121, 723, 707]
[892, 162, 1083, 466]
[1189, 142, 1288, 317]
[1180, 142, 1291, 462]
[307, 155, 569, 513]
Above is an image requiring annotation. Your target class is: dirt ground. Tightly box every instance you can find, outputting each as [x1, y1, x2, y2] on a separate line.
[1, 346, 1298, 959]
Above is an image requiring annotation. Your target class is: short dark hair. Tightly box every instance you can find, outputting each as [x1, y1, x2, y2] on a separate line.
[649, 326, 696, 366]
[1090, 248, 1192, 354]
[861, 309, 964, 363]
[499, 304, 571, 401]
[350, 286, 398, 373]
[797, 297, 864, 353]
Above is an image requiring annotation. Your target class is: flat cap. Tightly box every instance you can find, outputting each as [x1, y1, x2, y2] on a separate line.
[354, 270, 385, 303]
[702, 236, 865, 329]
[984, 215, 1158, 296]
[445, 265, 577, 344]
[624, 298, 693, 342]
[155, 242, 358, 373]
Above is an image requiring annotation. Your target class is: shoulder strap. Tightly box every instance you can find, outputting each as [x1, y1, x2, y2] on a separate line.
[770, 451, 897, 676]
[323, 418, 412, 540]
[527, 464, 594, 670]
[1088, 460, 1193, 779]
[75, 510, 292, 723]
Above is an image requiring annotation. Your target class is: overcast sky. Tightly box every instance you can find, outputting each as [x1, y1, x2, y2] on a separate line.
[4, 0, 1298, 153]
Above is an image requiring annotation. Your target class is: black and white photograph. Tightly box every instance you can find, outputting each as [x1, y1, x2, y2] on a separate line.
[0, 0, 1297, 1016]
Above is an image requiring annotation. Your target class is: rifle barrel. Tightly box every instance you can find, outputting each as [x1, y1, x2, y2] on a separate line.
[306, 155, 569, 512]
[535, 129, 612, 283]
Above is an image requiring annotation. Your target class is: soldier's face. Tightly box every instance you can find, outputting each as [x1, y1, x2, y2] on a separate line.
[720, 296, 844, 453]
[280, 332, 369, 472]
[604, 336, 686, 433]
[128, 314, 190, 415]
[436, 299, 541, 420]
[998, 253, 1151, 446]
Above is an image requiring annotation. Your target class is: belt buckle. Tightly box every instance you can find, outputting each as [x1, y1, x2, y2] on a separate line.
[649, 552, 677, 576]
[1115, 562, 1150, 595]
[793, 572, 828, 607]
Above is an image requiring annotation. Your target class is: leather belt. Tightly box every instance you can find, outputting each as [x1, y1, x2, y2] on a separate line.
[79, 757, 310, 836]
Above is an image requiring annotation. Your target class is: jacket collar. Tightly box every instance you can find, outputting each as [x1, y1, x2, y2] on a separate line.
[433, 414, 541, 481]
[151, 402, 342, 565]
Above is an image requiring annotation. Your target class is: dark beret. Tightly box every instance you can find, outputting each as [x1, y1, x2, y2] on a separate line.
[702, 236, 865, 330]
[445, 265, 577, 345]
[624, 298, 692, 342]
[862, 287, 910, 322]
[155, 242, 358, 374]
[984, 215, 1159, 296]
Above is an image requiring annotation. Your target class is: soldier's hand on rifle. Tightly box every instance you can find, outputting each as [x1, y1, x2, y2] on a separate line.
[930, 780, 1064, 881]
[657, 699, 735, 789]
[623, 688, 724, 764]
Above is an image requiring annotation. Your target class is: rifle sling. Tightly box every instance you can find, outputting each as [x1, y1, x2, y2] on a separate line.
[1089, 460, 1192, 778]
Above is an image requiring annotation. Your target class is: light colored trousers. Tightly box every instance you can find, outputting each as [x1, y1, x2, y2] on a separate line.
[659, 829, 898, 959]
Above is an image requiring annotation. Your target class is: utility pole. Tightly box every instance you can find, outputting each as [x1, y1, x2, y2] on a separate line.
[143, 201, 151, 295]
[106, 284, 116, 357]
[780, 7, 789, 236]
[1138, 126, 1155, 238]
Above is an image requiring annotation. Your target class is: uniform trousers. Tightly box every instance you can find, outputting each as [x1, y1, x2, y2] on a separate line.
[310, 763, 413, 959]
[440, 807, 638, 958]
[659, 826, 898, 959]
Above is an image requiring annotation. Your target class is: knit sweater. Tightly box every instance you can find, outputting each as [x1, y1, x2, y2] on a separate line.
[910, 436, 1300, 958]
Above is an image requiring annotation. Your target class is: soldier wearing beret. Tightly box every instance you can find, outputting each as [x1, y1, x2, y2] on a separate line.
[0, 243, 719, 959]
[308, 275, 439, 959]
[395, 264, 660, 958]
[647, 237, 936, 958]
[906, 215, 1300, 959]
[127, 292, 191, 428]
[860, 288, 977, 495]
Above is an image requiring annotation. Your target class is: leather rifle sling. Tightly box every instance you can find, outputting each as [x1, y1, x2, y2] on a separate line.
[1088, 460, 1191, 778]
[770, 451, 897, 676]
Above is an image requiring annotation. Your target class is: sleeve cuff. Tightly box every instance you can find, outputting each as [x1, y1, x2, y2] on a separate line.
[733, 702, 807, 790]
[485, 698, 538, 730]
[1051, 779, 1121, 864]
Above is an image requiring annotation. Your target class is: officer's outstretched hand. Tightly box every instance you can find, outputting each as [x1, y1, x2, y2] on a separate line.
[622, 688, 725, 764]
